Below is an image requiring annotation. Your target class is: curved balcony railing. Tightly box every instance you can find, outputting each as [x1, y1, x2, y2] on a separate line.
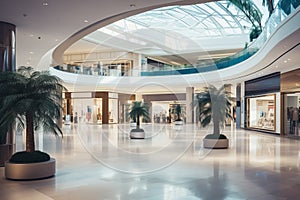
[55, 0, 299, 77]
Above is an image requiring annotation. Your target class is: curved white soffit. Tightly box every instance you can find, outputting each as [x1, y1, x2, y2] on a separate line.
[51, 0, 213, 65]
[36, 0, 213, 71]
[50, 5, 300, 94]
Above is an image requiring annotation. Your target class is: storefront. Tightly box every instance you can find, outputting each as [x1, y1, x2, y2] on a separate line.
[247, 94, 275, 131]
[143, 93, 186, 123]
[151, 102, 186, 123]
[281, 69, 300, 136]
[244, 72, 281, 134]
[63, 92, 119, 124]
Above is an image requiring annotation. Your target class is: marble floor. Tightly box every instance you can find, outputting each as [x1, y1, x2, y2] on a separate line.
[1, 123, 300, 200]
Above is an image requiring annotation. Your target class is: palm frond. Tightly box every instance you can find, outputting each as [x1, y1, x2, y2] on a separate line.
[195, 84, 233, 134]
[0, 67, 65, 150]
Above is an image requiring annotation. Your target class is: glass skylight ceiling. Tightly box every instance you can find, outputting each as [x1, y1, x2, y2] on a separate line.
[125, 1, 252, 38]
[81, 0, 267, 57]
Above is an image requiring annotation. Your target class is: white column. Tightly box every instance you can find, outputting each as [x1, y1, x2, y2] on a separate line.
[132, 54, 142, 77]
[241, 82, 245, 128]
[186, 87, 194, 123]
[135, 93, 143, 101]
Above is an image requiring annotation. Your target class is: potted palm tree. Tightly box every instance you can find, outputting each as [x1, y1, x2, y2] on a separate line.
[0, 66, 65, 180]
[174, 104, 183, 125]
[128, 101, 149, 139]
[196, 84, 233, 149]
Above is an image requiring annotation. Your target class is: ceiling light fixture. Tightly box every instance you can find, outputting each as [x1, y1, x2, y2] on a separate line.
[284, 60, 287, 63]
[43, 2, 48, 6]
[84, 20, 89, 23]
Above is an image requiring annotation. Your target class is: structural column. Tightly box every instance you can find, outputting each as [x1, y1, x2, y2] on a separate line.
[186, 87, 194, 123]
[0, 21, 16, 72]
[0, 22, 16, 148]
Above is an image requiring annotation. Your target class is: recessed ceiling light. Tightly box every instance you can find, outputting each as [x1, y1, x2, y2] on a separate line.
[288, 58, 291, 61]
[29, 52, 34, 54]
[84, 20, 89, 23]
[284, 60, 287, 63]
[275, 65, 278, 68]
[43, 2, 48, 6]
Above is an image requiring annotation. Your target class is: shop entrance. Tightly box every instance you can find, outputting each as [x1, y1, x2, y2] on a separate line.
[62, 92, 118, 124]
[152, 101, 186, 123]
[283, 93, 300, 135]
[246, 94, 276, 131]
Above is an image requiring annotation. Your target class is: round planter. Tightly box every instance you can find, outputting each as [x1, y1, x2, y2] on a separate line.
[203, 138, 229, 149]
[130, 130, 145, 139]
[5, 158, 56, 180]
[174, 121, 183, 125]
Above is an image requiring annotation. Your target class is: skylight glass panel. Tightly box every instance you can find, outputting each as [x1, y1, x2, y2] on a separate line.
[214, 16, 230, 28]
[202, 3, 216, 14]
[208, 2, 228, 15]
[84, 0, 258, 56]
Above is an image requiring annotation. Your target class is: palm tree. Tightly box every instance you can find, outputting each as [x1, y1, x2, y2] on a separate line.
[196, 84, 233, 139]
[0, 66, 65, 156]
[128, 101, 149, 130]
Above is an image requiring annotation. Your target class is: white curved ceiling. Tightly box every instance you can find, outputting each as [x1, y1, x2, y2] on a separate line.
[65, 0, 265, 66]
[0, 0, 214, 68]
[50, 7, 300, 94]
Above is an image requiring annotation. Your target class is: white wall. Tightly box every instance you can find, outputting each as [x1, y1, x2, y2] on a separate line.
[275, 92, 281, 134]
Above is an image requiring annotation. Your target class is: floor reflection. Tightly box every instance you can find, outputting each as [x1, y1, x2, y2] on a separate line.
[2, 124, 300, 199]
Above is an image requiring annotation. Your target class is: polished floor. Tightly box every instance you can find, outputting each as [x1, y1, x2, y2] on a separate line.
[1, 123, 300, 200]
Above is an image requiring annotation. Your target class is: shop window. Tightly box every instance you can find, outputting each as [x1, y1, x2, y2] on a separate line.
[247, 94, 275, 131]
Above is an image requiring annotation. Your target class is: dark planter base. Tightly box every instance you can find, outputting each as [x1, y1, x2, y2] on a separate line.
[5, 158, 56, 180]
